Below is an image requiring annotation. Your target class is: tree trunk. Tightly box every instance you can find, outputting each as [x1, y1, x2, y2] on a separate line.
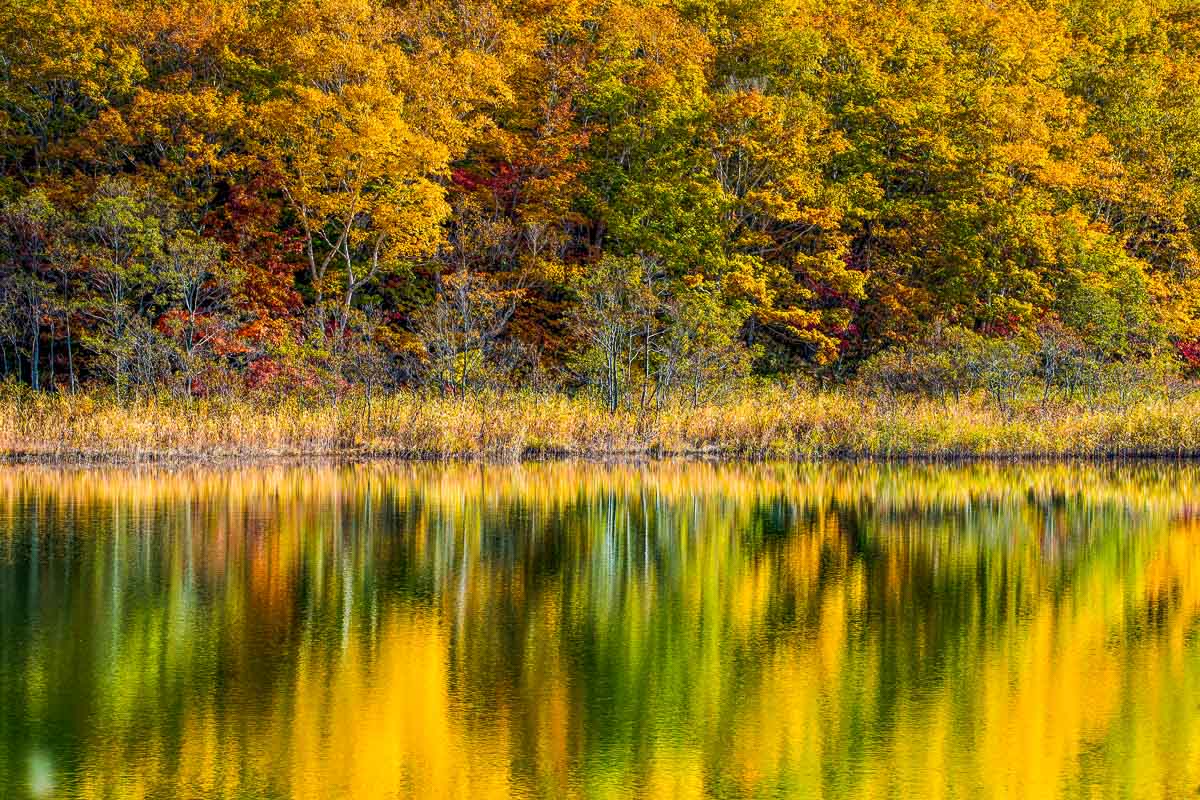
[640, 320, 651, 413]
[66, 316, 76, 393]
[48, 321, 55, 391]
[29, 322, 39, 391]
[365, 383, 373, 436]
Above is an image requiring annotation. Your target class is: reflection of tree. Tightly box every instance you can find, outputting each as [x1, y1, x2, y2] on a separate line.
[1, 463, 1200, 798]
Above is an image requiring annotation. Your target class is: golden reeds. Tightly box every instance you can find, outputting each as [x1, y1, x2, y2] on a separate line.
[0, 386, 1197, 460]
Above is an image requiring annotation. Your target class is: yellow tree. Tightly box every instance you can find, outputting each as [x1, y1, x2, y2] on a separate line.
[253, 0, 460, 341]
[0, 0, 144, 180]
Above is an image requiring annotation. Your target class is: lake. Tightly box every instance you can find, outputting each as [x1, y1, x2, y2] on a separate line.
[1, 462, 1199, 798]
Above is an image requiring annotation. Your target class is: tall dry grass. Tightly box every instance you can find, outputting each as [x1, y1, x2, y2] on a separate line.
[0, 384, 1198, 461]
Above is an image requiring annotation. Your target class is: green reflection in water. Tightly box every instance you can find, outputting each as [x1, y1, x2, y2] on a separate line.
[1, 462, 1200, 799]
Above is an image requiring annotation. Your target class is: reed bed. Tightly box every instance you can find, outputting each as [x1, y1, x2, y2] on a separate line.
[0, 386, 1198, 461]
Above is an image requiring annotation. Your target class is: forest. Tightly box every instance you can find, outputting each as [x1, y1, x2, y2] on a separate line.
[1, 0, 1199, 439]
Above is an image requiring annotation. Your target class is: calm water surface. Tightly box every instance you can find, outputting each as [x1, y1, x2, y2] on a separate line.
[2, 462, 1200, 798]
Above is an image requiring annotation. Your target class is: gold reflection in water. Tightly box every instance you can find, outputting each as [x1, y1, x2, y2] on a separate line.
[1, 462, 1199, 798]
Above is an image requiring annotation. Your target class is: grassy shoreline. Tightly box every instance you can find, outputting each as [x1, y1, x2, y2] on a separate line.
[2, 386, 1199, 462]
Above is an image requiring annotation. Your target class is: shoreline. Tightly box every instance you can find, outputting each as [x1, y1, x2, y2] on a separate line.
[6, 446, 1200, 465]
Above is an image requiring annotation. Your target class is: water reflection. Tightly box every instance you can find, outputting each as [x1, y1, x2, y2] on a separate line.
[1, 462, 1199, 798]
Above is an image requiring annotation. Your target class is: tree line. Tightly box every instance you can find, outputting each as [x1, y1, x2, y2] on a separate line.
[1, 0, 1198, 407]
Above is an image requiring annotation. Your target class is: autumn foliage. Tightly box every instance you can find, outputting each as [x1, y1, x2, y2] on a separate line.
[0, 0, 1198, 402]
